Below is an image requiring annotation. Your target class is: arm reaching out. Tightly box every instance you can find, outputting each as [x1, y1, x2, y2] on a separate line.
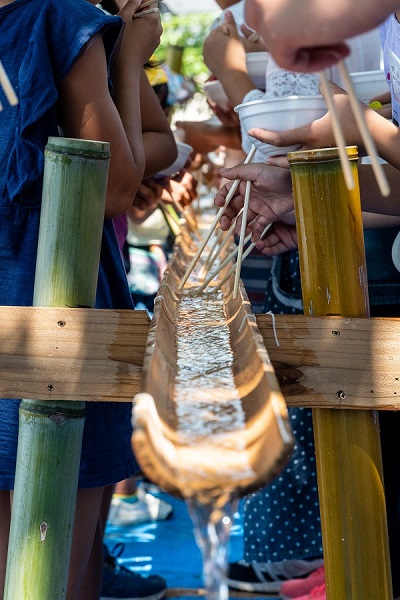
[244, 0, 398, 72]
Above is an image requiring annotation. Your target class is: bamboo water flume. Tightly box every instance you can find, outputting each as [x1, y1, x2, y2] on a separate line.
[4, 138, 110, 600]
[288, 146, 392, 600]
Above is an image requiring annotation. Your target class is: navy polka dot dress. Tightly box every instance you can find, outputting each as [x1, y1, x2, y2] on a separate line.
[243, 250, 323, 562]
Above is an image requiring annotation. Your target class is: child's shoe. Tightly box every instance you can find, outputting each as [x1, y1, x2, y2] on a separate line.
[280, 566, 325, 598]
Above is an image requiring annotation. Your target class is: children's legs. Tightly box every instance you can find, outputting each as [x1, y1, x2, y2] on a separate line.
[0, 491, 11, 600]
[67, 486, 105, 600]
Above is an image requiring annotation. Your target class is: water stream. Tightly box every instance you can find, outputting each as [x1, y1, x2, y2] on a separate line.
[173, 246, 251, 599]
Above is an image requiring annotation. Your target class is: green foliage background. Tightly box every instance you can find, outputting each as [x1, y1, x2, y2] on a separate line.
[155, 12, 218, 82]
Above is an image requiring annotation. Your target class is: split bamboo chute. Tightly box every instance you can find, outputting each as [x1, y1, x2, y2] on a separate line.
[132, 211, 294, 502]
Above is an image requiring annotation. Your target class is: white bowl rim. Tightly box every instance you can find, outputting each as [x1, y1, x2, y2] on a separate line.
[235, 94, 325, 112]
[246, 51, 270, 61]
[349, 69, 386, 77]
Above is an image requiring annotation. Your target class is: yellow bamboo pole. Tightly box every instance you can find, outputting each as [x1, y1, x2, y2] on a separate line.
[4, 137, 110, 599]
[288, 147, 392, 600]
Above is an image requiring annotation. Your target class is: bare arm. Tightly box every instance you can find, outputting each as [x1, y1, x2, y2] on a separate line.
[59, 35, 145, 220]
[140, 70, 178, 178]
[203, 12, 256, 108]
[244, 0, 398, 72]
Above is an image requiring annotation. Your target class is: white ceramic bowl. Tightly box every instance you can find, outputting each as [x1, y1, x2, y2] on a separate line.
[203, 80, 229, 110]
[158, 141, 193, 177]
[246, 52, 269, 90]
[347, 70, 389, 104]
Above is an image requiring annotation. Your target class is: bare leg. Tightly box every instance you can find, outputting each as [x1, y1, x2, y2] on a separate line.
[67, 486, 105, 600]
[114, 478, 137, 497]
[0, 491, 11, 600]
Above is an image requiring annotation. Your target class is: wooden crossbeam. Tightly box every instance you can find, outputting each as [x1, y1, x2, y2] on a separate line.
[256, 313, 400, 409]
[0, 306, 150, 402]
[0, 306, 399, 408]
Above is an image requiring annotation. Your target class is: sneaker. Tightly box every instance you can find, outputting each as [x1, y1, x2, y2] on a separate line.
[291, 583, 326, 599]
[101, 543, 167, 600]
[227, 558, 324, 593]
[108, 487, 173, 527]
[280, 566, 325, 598]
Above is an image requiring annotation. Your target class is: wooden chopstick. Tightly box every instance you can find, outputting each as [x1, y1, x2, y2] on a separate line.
[198, 231, 251, 293]
[319, 62, 390, 197]
[210, 223, 272, 295]
[337, 60, 390, 197]
[319, 70, 355, 191]
[233, 180, 251, 298]
[178, 144, 256, 290]
[0, 61, 18, 107]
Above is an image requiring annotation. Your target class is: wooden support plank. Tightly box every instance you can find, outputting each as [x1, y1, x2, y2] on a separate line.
[0, 306, 399, 408]
[256, 313, 400, 409]
[0, 306, 150, 402]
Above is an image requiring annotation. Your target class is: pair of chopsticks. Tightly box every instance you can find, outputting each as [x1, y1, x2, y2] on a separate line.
[319, 61, 390, 197]
[178, 145, 256, 290]
[0, 61, 18, 111]
[133, 0, 162, 17]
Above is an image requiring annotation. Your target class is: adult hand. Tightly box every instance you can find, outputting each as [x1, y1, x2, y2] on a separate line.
[244, 0, 378, 72]
[214, 162, 294, 242]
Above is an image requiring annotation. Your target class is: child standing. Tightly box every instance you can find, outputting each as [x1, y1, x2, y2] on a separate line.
[0, 1, 168, 598]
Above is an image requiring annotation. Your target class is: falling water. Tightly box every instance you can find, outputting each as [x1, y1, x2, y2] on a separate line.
[173, 243, 253, 599]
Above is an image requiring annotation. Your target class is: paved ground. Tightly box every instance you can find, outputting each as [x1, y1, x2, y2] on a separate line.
[104, 488, 280, 599]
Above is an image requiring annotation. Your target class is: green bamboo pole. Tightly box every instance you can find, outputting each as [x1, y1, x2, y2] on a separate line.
[4, 137, 110, 600]
[288, 147, 392, 600]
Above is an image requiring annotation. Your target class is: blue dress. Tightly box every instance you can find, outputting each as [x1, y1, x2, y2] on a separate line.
[0, 0, 136, 489]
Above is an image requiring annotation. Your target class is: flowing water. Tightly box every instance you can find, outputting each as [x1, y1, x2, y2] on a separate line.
[173, 244, 252, 599]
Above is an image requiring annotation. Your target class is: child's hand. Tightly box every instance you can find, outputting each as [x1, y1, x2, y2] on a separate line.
[129, 177, 163, 223]
[115, 0, 163, 66]
[240, 23, 268, 53]
[203, 12, 247, 81]
[207, 100, 240, 128]
[255, 221, 298, 255]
